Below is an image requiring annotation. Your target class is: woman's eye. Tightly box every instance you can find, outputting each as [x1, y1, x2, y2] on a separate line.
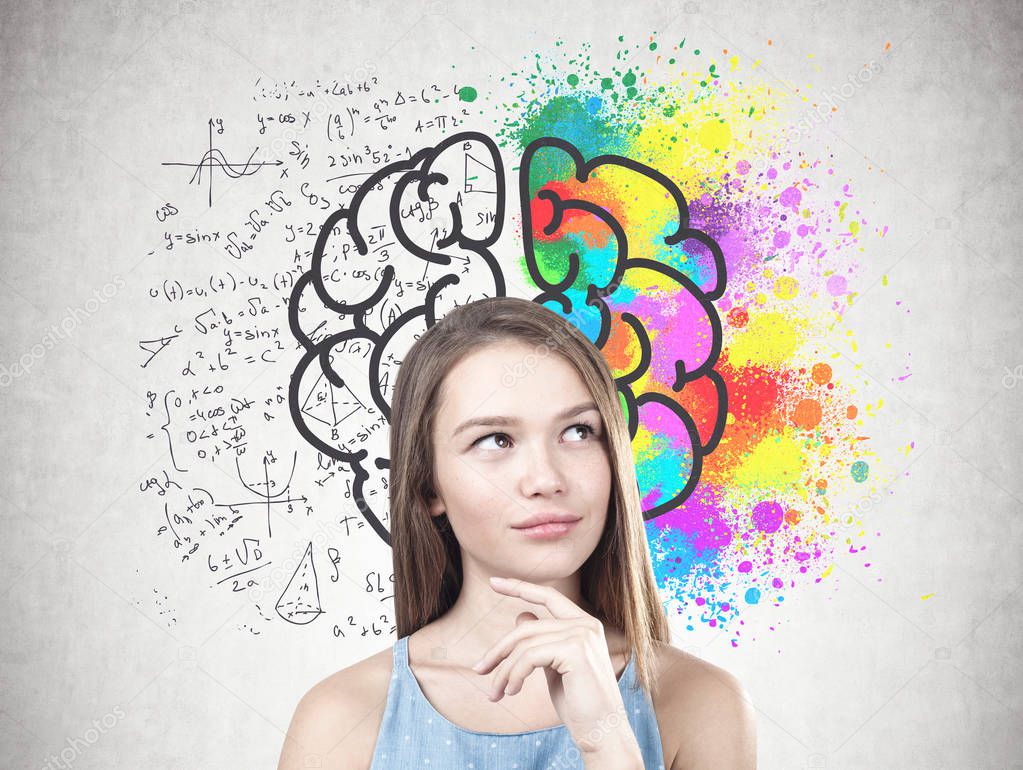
[473, 433, 512, 450]
[564, 422, 597, 441]
[471, 423, 599, 450]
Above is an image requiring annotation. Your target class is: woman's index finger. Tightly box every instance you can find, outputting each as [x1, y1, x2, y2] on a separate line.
[489, 576, 589, 619]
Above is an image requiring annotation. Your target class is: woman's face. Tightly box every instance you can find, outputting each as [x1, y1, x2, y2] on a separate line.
[426, 340, 614, 581]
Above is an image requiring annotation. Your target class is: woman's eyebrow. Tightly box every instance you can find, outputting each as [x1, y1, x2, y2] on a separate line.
[452, 402, 599, 438]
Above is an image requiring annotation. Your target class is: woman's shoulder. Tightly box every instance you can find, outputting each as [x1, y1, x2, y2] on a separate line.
[649, 639, 757, 770]
[276, 643, 395, 770]
[310, 641, 396, 699]
[649, 637, 743, 685]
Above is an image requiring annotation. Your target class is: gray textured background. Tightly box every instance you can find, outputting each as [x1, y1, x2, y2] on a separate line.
[1, 1, 1021, 768]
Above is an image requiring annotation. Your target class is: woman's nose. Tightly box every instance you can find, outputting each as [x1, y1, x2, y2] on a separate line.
[518, 440, 567, 497]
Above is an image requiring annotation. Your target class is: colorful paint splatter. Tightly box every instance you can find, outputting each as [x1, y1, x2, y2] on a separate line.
[466, 34, 913, 646]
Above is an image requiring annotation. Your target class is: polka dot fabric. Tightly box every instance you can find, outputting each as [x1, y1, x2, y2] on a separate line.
[368, 635, 667, 769]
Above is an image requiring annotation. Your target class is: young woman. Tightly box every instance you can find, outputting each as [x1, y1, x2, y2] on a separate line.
[278, 297, 757, 769]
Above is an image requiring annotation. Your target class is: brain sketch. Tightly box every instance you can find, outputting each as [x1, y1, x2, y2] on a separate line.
[288, 131, 726, 547]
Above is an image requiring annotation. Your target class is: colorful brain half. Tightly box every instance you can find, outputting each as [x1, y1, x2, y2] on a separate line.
[520, 138, 727, 518]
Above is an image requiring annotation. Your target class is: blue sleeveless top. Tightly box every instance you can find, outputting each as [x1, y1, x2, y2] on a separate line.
[368, 635, 667, 769]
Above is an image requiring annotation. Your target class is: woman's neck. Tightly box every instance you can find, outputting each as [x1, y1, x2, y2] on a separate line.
[416, 567, 601, 662]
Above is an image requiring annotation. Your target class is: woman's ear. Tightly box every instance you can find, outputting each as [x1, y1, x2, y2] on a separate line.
[426, 487, 445, 518]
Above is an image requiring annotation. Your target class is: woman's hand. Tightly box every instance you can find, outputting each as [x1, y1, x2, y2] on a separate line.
[471, 576, 641, 761]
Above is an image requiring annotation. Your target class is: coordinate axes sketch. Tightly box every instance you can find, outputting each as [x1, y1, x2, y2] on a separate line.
[161, 118, 283, 207]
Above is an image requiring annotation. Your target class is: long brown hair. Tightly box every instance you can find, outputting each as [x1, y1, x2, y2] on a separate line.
[388, 296, 670, 694]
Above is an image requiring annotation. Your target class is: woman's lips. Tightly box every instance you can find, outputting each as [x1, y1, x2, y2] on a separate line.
[512, 519, 581, 539]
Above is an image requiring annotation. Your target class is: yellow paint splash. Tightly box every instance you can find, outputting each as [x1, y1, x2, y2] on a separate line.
[727, 311, 807, 367]
[698, 118, 732, 153]
[731, 428, 805, 489]
[773, 275, 800, 300]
